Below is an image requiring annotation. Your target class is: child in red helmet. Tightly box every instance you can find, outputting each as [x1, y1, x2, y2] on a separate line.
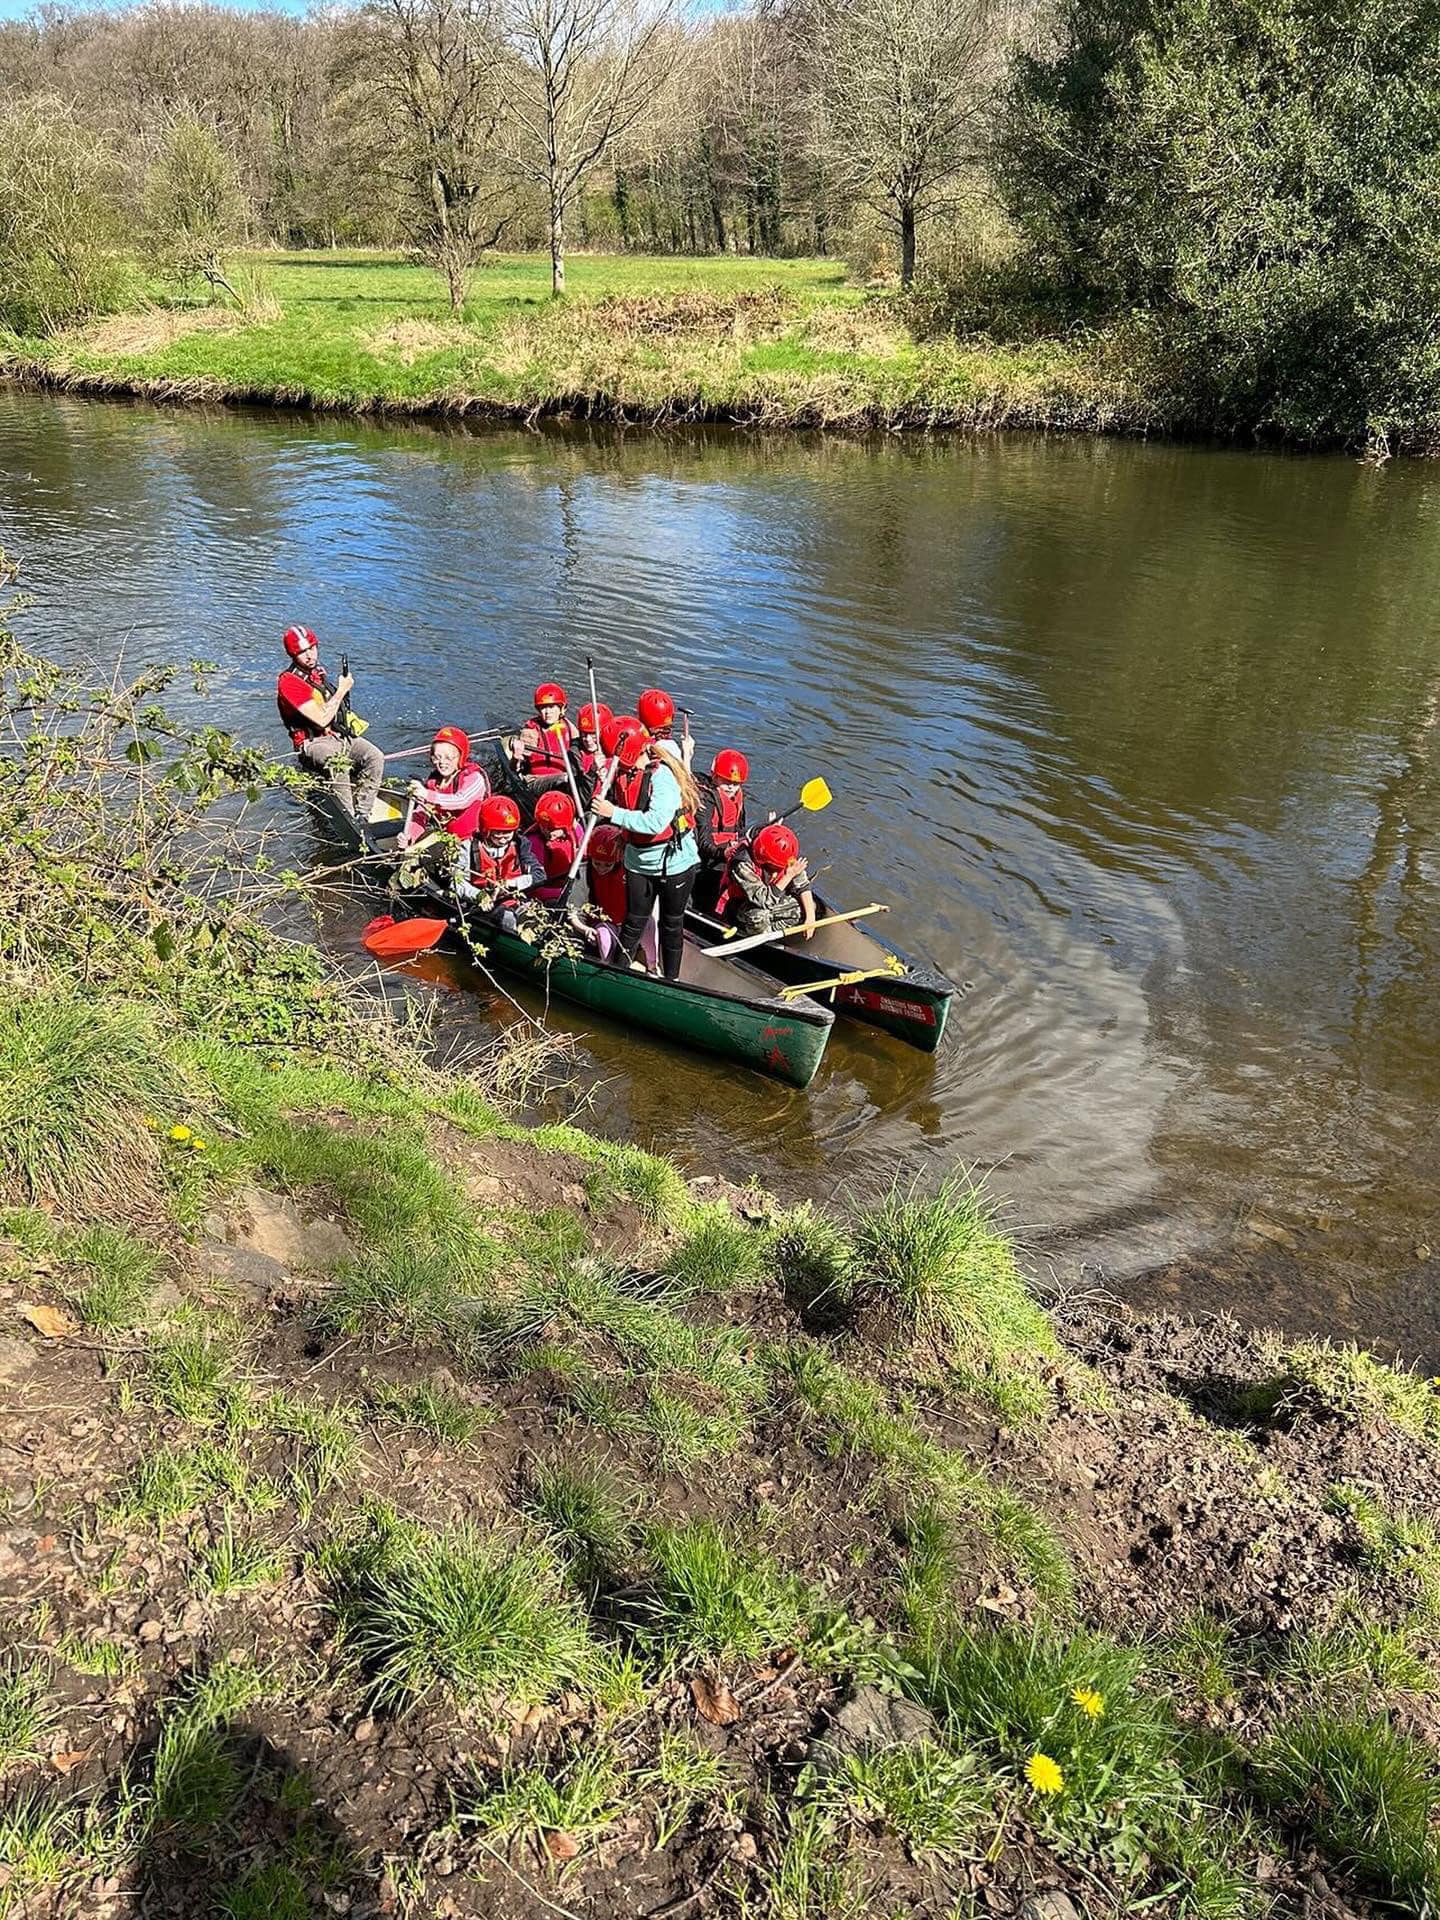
[460, 794, 545, 925]
[693, 746, 751, 916]
[575, 702, 612, 779]
[637, 687, 694, 771]
[527, 788, 581, 902]
[727, 820, 817, 940]
[512, 682, 578, 784]
[400, 726, 490, 847]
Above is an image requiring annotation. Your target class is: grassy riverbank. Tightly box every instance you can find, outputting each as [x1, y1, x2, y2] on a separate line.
[0, 250, 1150, 434]
[5, 569, 1440, 1916]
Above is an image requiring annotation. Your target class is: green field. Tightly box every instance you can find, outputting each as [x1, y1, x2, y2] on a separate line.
[0, 248, 1144, 431]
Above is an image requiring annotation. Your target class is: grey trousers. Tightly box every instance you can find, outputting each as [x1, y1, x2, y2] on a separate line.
[301, 732, 385, 820]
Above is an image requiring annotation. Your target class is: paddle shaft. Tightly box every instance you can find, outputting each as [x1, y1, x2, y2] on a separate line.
[700, 902, 889, 959]
[385, 730, 506, 763]
[558, 756, 621, 905]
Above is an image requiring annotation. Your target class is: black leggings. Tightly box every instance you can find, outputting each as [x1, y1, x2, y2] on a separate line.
[619, 865, 697, 981]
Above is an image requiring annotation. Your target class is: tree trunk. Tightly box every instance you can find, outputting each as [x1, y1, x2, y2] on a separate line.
[900, 200, 917, 288]
[550, 193, 565, 295]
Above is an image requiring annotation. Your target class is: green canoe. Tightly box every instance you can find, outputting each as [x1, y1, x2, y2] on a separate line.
[309, 787, 835, 1090]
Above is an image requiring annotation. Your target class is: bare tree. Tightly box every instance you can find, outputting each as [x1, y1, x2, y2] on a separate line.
[346, 0, 515, 309]
[806, 0, 1005, 286]
[491, 0, 673, 294]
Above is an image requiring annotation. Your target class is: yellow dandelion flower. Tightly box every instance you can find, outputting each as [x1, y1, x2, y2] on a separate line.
[190, 1138, 207, 1152]
[1026, 1752, 1065, 1795]
[168, 1124, 192, 1143]
[1072, 1687, 1105, 1719]
[142, 1115, 159, 1132]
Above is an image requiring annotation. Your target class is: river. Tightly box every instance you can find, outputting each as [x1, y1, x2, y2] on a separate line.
[3, 388, 1437, 1358]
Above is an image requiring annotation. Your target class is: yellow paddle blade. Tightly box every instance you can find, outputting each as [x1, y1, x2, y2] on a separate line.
[369, 799, 403, 823]
[800, 777, 832, 812]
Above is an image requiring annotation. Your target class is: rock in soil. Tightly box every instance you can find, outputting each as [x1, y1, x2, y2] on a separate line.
[806, 1683, 940, 1777]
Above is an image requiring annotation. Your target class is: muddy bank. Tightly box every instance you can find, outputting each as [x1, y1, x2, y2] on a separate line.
[4, 1110, 1440, 1920]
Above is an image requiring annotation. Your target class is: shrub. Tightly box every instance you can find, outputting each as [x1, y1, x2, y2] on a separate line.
[330, 1514, 597, 1708]
[998, 0, 1440, 448]
[0, 95, 126, 335]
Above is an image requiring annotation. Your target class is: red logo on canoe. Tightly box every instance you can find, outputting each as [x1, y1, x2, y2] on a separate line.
[760, 1024, 794, 1073]
[835, 988, 937, 1025]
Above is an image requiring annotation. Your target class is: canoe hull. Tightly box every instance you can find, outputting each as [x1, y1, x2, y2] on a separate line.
[689, 908, 954, 1054]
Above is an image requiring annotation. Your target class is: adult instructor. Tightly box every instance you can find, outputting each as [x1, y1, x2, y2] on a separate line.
[591, 731, 701, 981]
[275, 625, 385, 822]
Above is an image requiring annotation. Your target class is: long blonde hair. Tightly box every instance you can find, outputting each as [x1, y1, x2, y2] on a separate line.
[651, 741, 700, 821]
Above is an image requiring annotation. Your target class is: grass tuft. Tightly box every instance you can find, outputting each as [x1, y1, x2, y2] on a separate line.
[772, 1202, 858, 1323]
[850, 1170, 1056, 1380]
[145, 1312, 246, 1425]
[329, 1512, 597, 1709]
[65, 1224, 160, 1330]
[372, 1379, 489, 1446]
[0, 990, 182, 1221]
[809, 1739, 994, 1863]
[643, 1520, 808, 1659]
[0, 1660, 57, 1779]
[525, 1456, 636, 1584]
[661, 1207, 770, 1295]
[1278, 1340, 1440, 1444]
[466, 1744, 625, 1850]
[1256, 1710, 1440, 1903]
[145, 1661, 271, 1839]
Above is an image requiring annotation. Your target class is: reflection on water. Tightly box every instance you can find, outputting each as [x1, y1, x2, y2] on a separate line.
[3, 392, 1437, 1353]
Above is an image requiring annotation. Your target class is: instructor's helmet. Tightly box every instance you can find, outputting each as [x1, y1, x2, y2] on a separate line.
[283, 626, 318, 658]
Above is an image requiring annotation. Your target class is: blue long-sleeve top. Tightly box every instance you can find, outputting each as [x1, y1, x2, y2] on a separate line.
[607, 760, 700, 877]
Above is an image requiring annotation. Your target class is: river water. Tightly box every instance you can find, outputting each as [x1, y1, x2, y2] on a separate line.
[3, 389, 1438, 1355]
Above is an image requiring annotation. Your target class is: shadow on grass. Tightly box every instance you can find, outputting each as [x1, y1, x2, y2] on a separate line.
[135, 1721, 368, 1919]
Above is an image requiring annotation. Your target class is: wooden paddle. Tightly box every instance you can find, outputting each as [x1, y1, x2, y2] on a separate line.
[361, 914, 451, 959]
[702, 901, 890, 959]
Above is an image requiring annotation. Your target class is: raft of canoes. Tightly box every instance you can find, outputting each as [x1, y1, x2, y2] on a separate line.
[309, 765, 956, 1090]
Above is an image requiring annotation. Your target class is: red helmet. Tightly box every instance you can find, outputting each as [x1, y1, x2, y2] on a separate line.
[433, 725, 469, 761]
[577, 701, 612, 736]
[600, 713, 644, 757]
[534, 682, 567, 710]
[615, 728, 651, 770]
[283, 625, 317, 658]
[712, 749, 749, 784]
[637, 688, 675, 731]
[752, 822, 799, 872]
[533, 790, 576, 831]
[479, 795, 521, 836]
[588, 824, 624, 866]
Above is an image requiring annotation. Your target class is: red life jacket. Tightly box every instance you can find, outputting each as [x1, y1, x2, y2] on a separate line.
[521, 719, 577, 778]
[614, 764, 691, 848]
[575, 746, 600, 778]
[587, 858, 628, 927]
[471, 838, 525, 893]
[277, 664, 332, 750]
[705, 786, 745, 851]
[528, 825, 580, 887]
[416, 762, 488, 840]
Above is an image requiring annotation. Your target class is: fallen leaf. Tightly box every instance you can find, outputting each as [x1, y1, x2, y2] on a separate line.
[35, 1535, 56, 1554]
[18, 1302, 79, 1339]
[691, 1673, 741, 1726]
[52, 1750, 89, 1775]
[544, 1830, 580, 1862]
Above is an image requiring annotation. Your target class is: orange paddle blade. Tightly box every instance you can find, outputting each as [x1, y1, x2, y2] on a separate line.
[361, 915, 450, 959]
